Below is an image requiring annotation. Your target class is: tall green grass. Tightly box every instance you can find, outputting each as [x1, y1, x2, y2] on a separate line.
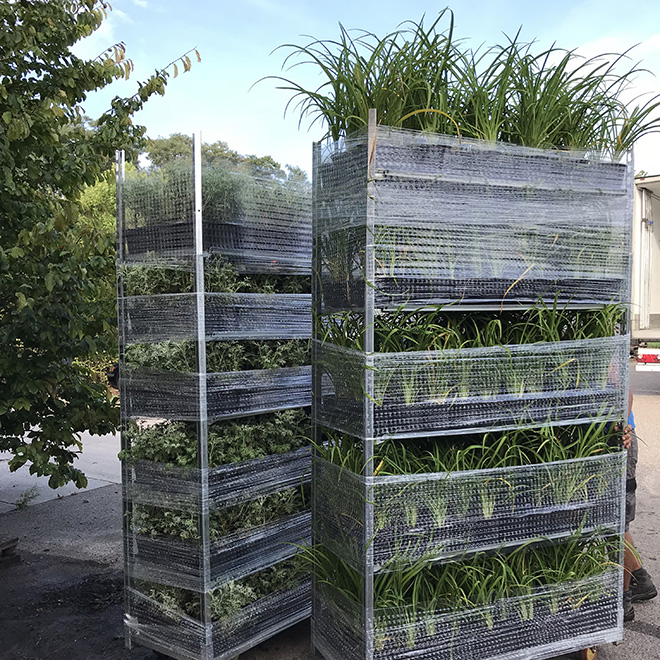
[318, 302, 623, 352]
[268, 11, 660, 155]
[318, 418, 621, 475]
[305, 533, 619, 613]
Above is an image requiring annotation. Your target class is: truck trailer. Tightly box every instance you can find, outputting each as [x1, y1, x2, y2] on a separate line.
[631, 174, 660, 350]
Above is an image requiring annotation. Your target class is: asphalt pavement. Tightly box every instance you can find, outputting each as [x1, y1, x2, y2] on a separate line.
[0, 364, 658, 660]
[0, 431, 121, 514]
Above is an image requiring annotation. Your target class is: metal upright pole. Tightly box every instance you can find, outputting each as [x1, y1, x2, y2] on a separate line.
[193, 132, 213, 658]
[363, 108, 378, 660]
[310, 137, 322, 656]
[115, 149, 134, 650]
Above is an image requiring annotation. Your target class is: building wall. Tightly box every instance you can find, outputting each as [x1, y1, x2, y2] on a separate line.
[632, 180, 660, 332]
[650, 196, 660, 322]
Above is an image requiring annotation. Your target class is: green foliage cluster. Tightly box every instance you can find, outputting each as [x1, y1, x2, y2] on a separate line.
[0, 0, 197, 487]
[309, 534, 617, 617]
[125, 338, 310, 373]
[144, 132, 308, 183]
[133, 485, 309, 541]
[122, 193, 312, 611]
[272, 10, 660, 154]
[320, 419, 621, 476]
[73, 351, 117, 387]
[122, 156, 309, 229]
[122, 408, 310, 467]
[321, 302, 623, 352]
[142, 555, 305, 622]
[122, 257, 310, 296]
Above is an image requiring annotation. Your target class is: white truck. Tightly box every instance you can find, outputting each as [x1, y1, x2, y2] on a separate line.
[631, 174, 660, 370]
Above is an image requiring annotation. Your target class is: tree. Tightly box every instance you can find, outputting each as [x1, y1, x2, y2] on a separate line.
[144, 134, 296, 182]
[0, 0, 198, 488]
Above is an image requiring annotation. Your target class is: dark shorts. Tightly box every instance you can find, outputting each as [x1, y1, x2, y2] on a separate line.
[626, 433, 638, 532]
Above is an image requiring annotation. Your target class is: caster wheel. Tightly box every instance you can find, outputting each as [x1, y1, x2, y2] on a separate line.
[577, 647, 597, 660]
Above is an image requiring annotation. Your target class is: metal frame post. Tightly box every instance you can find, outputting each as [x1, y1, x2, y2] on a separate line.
[115, 149, 134, 650]
[362, 108, 378, 660]
[310, 135, 323, 656]
[192, 132, 213, 658]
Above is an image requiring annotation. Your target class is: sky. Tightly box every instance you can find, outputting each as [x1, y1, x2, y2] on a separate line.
[74, 0, 660, 175]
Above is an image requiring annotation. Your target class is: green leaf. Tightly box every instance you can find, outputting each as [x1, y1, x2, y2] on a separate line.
[0, 1, 200, 491]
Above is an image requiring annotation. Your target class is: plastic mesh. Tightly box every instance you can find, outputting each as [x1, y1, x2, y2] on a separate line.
[123, 365, 312, 421]
[122, 293, 312, 343]
[120, 167, 312, 274]
[316, 336, 628, 439]
[314, 127, 632, 308]
[118, 156, 313, 659]
[313, 571, 620, 660]
[127, 512, 311, 591]
[314, 453, 625, 572]
[125, 448, 311, 511]
[126, 579, 311, 660]
[311, 125, 629, 660]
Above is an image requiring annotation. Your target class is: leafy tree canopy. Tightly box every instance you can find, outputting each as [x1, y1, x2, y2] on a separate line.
[0, 0, 197, 488]
[144, 133, 308, 183]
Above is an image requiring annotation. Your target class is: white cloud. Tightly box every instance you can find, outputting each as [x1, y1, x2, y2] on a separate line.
[575, 33, 660, 67]
[113, 8, 132, 23]
[641, 33, 660, 55]
[130, 0, 148, 7]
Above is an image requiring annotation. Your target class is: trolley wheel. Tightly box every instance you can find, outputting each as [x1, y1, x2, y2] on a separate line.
[577, 647, 597, 660]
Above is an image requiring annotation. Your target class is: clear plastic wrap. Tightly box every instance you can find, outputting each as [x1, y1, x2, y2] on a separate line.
[314, 453, 625, 572]
[127, 511, 311, 591]
[120, 167, 312, 273]
[314, 127, 633, 308]
[316, 336, 629, 439]
[125, 448, 311, 511]
[122, 293, 312, 343]
[123, 365, 312, 421]
[313, 571, 619, 660]
[117, 150, 313, 660]
[126, 579, 311, 660]
[310, 122, 629, 660]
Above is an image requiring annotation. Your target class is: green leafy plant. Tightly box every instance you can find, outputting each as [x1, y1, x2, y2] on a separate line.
[140, 554, 306, 623]
[125, 338, 310, 373]
[319, 302, 623, 352]
[122, 408, 310, 467]
[306, 533, 619, 634]
[121, 253, 311, 297]
[133, 485, 309, 541]
[319, 419, 621, 476]
[0, 0, 199, 488]
[14, 486, 39, 510]
[269, 11, 660, 156]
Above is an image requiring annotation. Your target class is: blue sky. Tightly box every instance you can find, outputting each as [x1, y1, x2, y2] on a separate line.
[75, 0, 660, 174]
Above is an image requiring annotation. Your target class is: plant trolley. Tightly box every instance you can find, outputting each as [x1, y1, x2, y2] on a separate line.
[310, 110, 631, 660]
[116, 136, 313, 660]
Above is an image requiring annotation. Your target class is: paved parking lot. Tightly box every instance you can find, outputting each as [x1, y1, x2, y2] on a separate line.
[0, 365, 658, 660]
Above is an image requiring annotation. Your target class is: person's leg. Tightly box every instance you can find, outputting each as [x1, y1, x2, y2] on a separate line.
[626, 531, 657, 603]
[624, 531, 642, 590]
[623, 528, 637, 621]
[623, 431, 639, 621]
